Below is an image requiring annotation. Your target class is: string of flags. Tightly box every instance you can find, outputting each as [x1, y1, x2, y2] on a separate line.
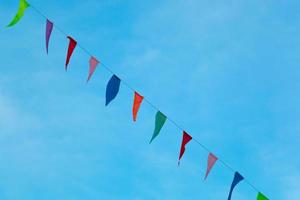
[5, 0, 270, 199]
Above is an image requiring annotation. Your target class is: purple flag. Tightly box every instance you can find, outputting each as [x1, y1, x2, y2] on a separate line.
[45, 19, 53, 54]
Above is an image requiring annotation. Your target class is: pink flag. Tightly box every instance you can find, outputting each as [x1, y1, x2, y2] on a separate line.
[87, 56, 100, 82]
[178, 131, 192, 166]
[204, 153, 218, 180]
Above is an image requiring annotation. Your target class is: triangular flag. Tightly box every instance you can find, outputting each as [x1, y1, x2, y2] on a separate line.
[65, 36, 77, 70]
[204, 153, 218, 180]
[257, 192, 268, 200]
[45, 19, 53, 54]
[149, 111, 167, 143]
[105, 75, 121, 106]
[132, 92, 144, 122]
[87, 56, 100, 82]
[228, 172, 244, 200]
[7, 0, 30, 27]
[178, 131, 192, 165]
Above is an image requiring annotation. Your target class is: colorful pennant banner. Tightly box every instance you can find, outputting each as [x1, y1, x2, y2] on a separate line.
[150, 111, 167, 143]
[7, 0, 30, 27]
[105, 75, 121, 106]
[5, 2, 270, 199]
[204, 153, 218, 180]
[178, 131, 192, 165]
[65, 36, 77, 70]
[45, 19, 53, 54]
[132, 92, 144, 122]
[87, 56, 100, 82]
[228, 172, 244, 200]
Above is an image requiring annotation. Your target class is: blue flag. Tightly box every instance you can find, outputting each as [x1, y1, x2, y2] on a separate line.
[106, 75, 121, 106]
[228, 172, 244, 200]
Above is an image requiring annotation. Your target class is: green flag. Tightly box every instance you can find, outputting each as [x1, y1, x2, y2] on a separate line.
[257, 192, 268, 200]
[7, 0, 30, 27]
[150, 111, 167, 143]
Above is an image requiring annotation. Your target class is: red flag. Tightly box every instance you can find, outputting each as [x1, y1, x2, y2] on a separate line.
[178, 131, 192, 165]
[132, 92, 144, 122]
[87, 56, 100, 82]
[204, 153, 218, 180]
[65, 36, 77, 70]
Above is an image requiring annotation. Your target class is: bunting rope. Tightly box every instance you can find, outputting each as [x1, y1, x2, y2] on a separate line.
[5, 1, 269, 199]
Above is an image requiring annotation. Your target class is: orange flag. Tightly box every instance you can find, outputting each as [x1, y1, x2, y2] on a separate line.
[132, 92, 144, 122]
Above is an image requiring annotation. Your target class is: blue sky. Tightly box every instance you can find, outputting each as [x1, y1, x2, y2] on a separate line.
[1, 0, 300, 199]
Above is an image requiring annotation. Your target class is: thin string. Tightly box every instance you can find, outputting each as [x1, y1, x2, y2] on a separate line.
[29, 3, 262, 194]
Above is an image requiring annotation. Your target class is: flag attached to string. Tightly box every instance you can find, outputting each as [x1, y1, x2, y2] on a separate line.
[87, 56, 100, 82]
[257, 192, 268, 200]
[132, 92, 144, 122]
[228, 172, 244, 200]
[45, 19, 53, 54]
[65, 36, 77, 70]
[7, 0, 30, 27]
[105, 75, 121, 106]
[150, 111, 167, 143]
[178, 131, 192, 165]
[204, 153, 218, 180]
[2, 1, 270, 197]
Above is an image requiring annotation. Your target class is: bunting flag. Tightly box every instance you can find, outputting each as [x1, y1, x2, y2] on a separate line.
[204, 153, 218, 180]
[87, 56, 100, 82]
[3, 3, 269, 197]
[257, 192, 268, 200]
[178, 131, 192, 165]
[228, 172, 244, 200]
[45, 19, 53, 54]
[7, 0, 30, 27]
[65, 36, 77, 70]
[105, 75, 121, 106]
[149, 111, 167, 143]
[132, 92, 144, 122]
